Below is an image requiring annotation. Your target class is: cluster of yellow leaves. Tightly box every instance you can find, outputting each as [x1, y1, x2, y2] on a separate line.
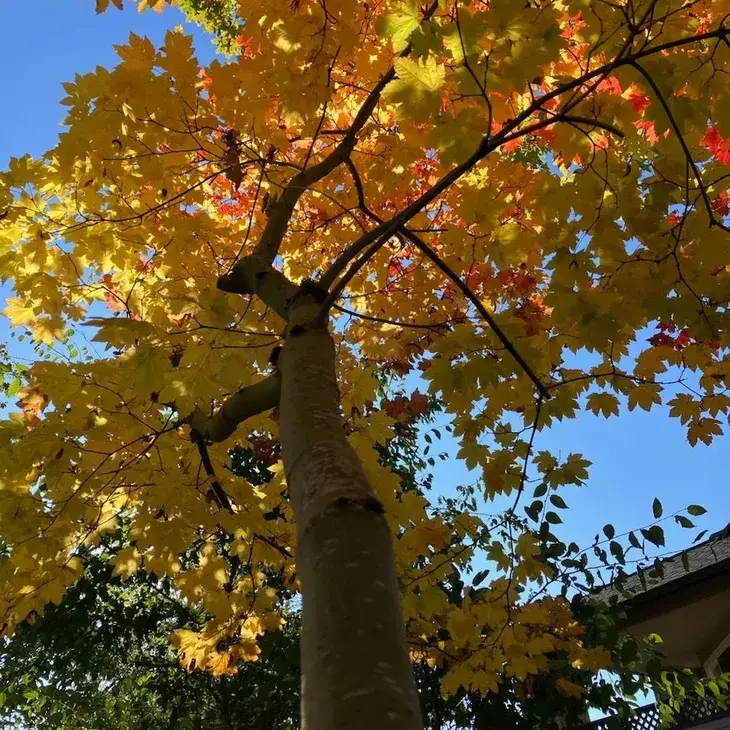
[1, 0, 730, 692]
[414, 585, 612, 697]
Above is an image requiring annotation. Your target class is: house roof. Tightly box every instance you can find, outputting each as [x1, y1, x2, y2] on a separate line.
[596, 524, 730, 607]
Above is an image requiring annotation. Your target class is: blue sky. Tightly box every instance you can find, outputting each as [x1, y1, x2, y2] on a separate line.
[1, 1, 727, 561]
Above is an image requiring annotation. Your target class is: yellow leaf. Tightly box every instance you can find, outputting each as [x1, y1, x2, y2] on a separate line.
[383, 56, 445, 119]
[3, 297, 36, 328]
[586, 392, 620, 418]
[87, 317, 158, 347]
[562, 454, 591, 485]
[688, 417, 723, 446]
[556, 678, 585, 698]
[668, 394, 700, 425]
[627, 384, 661, 412]
[111, 546, 143, 579]
[377, 1, 420, 53]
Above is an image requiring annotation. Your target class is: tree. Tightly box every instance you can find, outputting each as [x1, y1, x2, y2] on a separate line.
[0, 528, 300, 730]
[4, 385, 693, 730]
[1, 1, 729, 728]
[0, 441, 302, 730]
[0, 440, 693, 730]
[0, 409, 577, 729]
[0, 547, 674, 730]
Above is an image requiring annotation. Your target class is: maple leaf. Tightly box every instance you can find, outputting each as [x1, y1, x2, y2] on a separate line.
[625, 87, 651, 113]
[668, 394, 700, 425]
[627, 384, 662, 412]
[16, 386, 49, 425]
[378, 1, 420, 53]
[586, 392, 619, 418]
[111, 545, 143, 578]
[86, 317, 158, 347]
[688, 417, 723, 446]
[562, 455, 591, 485]
[597, 76, 622, 95]
[3, 298, 37, 328]
[702, 124, 730, 164]
[383, 56, 445, 120]
[96, 0, 124, 12]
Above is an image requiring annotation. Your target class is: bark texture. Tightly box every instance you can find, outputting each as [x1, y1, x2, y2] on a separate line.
[279, 298, 421, 730]
[214, 259, 423, 730]
[189, 375, 280, 443]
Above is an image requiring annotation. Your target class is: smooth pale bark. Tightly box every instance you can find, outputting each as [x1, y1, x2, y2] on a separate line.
[278, 297, 422, 730]
[214, 262, 422, 729]
[189, 375, 280, 443]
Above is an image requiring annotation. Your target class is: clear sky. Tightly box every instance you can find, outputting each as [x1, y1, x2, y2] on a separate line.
[1, 1, 727, 561]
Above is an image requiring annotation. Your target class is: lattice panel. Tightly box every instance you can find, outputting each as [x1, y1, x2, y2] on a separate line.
[587, 697, 730, 730]
[675, 696, 730, 730]
[589, 704, 660, 730]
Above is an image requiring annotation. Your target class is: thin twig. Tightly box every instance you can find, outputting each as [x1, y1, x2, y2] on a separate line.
[191, 432, 234, 513]
[333, 159, 551, 400]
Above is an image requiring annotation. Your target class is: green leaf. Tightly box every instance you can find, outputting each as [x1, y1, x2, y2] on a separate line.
[628, 531, 641, 550]
[7, 377, 21, 397]
[652, 498, 663, 519]
[377, 1, 420, 53]
[549, 494, 568, 509]
[642, 525, 665, 547]
[621, 639, 638, 663]
[525, 500, 542, 522]
[674, 515, 694, 529]
[383, 56, 446, 120]
[603, 524, 615, 540]
[687, 504, 707, 516]
[610, 541, 625, 564]
[545, 511, 562, 525]
[533, 482, 548, 498]
[472, 569, 490, 586]
[681, 551, 690, 572]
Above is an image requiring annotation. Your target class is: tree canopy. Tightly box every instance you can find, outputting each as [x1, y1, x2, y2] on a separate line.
[1, 1, 730, 727]
[0, 421, 701, 730]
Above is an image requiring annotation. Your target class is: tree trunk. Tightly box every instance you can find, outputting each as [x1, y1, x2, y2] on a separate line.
[278, 301, 422, 730]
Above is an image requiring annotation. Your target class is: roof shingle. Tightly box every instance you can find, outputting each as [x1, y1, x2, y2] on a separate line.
[595, 525, 730, 604]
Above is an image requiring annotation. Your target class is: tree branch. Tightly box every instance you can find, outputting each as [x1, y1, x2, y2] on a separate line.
[189, 375, 281, 444]
[631, 60, 730, 233]
[319, 137, 494, 292]
[561, 115, 625, 138]
[192, 432, 234, 512]
[246, 1, 440, 264]
[218, 254, 299, 319]
[338, 160, 551, 400]
[319, 22, 730, 293]
[404, 235, 551, 401]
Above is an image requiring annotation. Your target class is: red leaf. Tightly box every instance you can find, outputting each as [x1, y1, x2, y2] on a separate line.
[627, 90, 650, 113]
[702, 124, 730, 164]
[502, 137, 524, 153]
[635, 120, 659, 144]
[598, 76, 622, 95]
[711, 190, 730, 217]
